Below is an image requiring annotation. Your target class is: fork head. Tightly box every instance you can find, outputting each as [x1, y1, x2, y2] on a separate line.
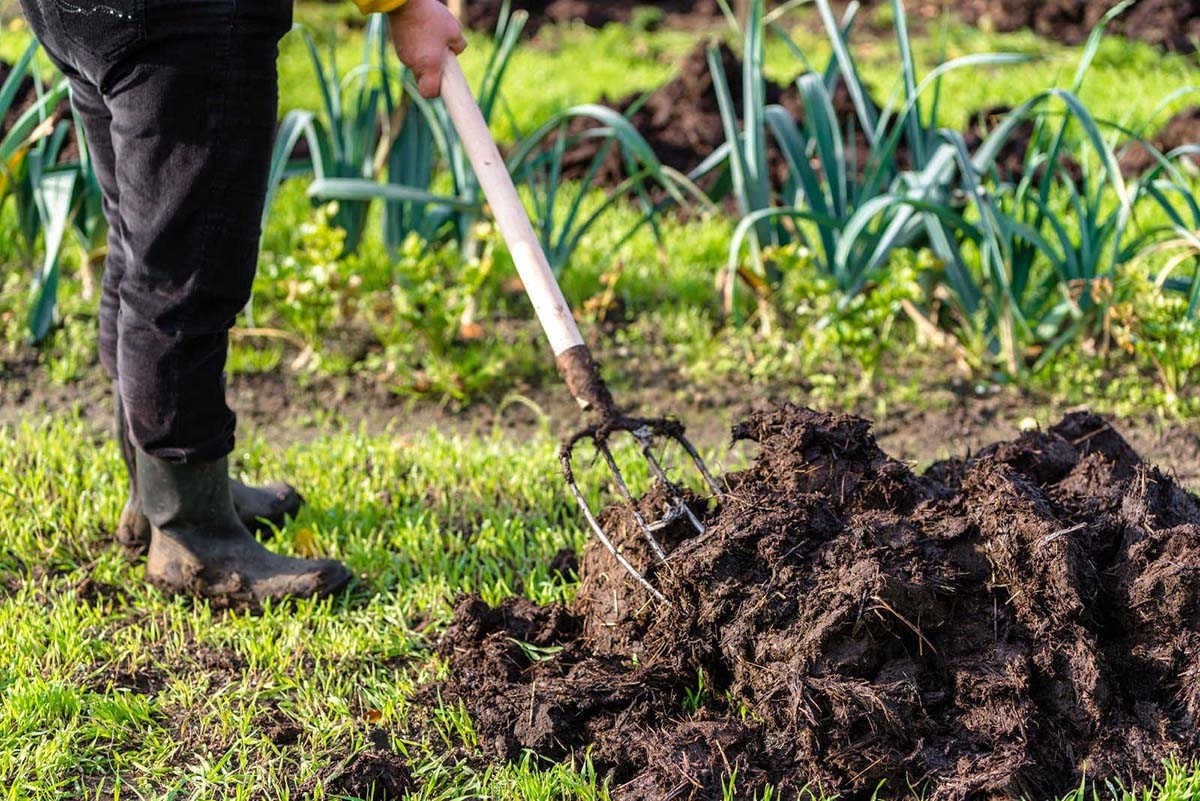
[559, 414, 724, 605]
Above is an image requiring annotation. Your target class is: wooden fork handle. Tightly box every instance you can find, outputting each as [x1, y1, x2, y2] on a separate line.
[440, 55, 616, 417]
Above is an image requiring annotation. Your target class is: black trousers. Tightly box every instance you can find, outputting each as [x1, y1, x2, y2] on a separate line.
[19, 0, 291, 463]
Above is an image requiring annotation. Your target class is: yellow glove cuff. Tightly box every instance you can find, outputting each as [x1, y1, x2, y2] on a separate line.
[354, 0, 406, 15]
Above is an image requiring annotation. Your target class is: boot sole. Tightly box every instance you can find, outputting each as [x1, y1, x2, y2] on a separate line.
[147, 563, 354, 607]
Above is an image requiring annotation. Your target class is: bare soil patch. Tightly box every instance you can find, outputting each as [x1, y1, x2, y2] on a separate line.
[948, 0, 1200, 54]
[1120, 107, 1200, 176]
[5, 348, 1200, 490]
[298, 733, 414, 800]
[472, 0, 1200, 53]
[87, 663, 168, 695]
[420, 403, 1200, 800]
[256, 704, 304, 747]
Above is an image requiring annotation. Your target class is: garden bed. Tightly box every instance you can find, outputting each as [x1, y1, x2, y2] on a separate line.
[417, 403, 1200, 800]
[947, 0, 1200, 54]
[555, 43, 1147, 193]
[557, 40, 815, 187]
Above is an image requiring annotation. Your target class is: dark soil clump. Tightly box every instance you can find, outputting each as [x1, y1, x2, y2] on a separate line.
[947, 0, 1200, 53]
[422, 404, 1200, 800]
[299, 746, 414, 799]
[89, 664, 168, 695]
[557, 41, 876, 192]
[256, 704, 303, 747]
[72, 576, 123, 607]
[548, 546, 579, 580]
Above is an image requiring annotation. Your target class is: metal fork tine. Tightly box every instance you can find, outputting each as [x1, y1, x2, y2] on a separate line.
[559, 414, 724, 607]
[561, 445, 668, 605]
[670, 430, 725, 498]
[632, 427, 707, 537]
[597, 438, 671, 565]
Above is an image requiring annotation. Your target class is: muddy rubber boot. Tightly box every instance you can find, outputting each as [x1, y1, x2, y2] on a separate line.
[113, 386, 304, 555]
[230, 480, 305, 533]
[137, 451, 352, 603]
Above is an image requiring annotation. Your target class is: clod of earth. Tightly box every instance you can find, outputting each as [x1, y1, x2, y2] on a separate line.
[419, 404, 1200, 800]
[299, 746, 414, 800]
[555, 41, 873, 193]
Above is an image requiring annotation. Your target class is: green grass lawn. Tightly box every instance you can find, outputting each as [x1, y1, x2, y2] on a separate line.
[0, 415, 699, 799]
[3, 416, 1200, 799]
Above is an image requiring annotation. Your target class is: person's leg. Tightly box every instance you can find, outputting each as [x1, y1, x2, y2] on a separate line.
[47, 20, 304, 557]
[42, 0, 348, 600]
[65, 80, 125, 383]
[56, 77, 152, 552]
[116, 5, 347, 601]
[107, 0, 279, 463]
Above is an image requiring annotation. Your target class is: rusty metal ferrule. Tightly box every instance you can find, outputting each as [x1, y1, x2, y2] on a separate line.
[555, 344, 618, 420]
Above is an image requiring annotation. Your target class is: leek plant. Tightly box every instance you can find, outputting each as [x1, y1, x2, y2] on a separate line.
[716, 0, 1024, 322]
[916, 2, 1157, 375]
[416, 0, 526, 253]
[290, 18, 397, 254]
[506, 103, 689, 276]
[263, 11, 489, 262]
[1, 38, 106, 344]
[1130, 115, 1200, 318]
[936, 121, 1141, 375]
[1140, 186, 1200, 319]
[25, 115, 106, 345]
[289, 6, 523, 258]
[299, 2, 682, 278]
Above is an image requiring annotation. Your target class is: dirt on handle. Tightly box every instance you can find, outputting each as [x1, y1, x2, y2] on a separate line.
[421, 403, 1200, 800]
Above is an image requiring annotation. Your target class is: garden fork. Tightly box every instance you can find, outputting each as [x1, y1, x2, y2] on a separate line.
[441, 56, 723, 604]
